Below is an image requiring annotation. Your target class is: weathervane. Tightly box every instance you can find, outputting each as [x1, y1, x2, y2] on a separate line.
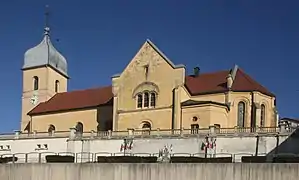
[44, 5, 50, 35]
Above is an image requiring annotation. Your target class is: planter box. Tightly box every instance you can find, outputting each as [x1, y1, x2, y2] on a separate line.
[241, 156, 267, 163]
[97, 156, 157, 163]
[170, 157, 232, 163]
[0, 157, 18, 164]
[46, 155, 75, 163]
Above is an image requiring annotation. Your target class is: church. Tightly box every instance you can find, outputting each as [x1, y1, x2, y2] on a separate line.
[21, 25, 278, 134]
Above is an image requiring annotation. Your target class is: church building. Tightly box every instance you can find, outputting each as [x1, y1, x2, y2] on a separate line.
[21, 25, 278, 134]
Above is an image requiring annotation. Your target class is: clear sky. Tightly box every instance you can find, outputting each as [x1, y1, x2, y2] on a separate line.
[0, 0, 298, 132]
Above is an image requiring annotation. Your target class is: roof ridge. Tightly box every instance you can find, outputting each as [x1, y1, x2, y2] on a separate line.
[60, 85, 111, 94]
[187, 70, 229, 77]
[236, 68, 274, 96]
[237, 68, 265, 89]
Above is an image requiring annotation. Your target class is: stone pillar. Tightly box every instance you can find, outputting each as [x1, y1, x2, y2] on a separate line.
[33, 130, 37, 137]
[279, 122, 287, 133]
[112, 96, 118, 131]
[128, 128, 134, 137]
[107, 130, 112, 139]
[50, 130, 55, 137]
[90, 130, 95, 139]
[112, 79, 119, 131]
[209, 125, 216, 135]
[255, 103, 261, 128]
[14, 130, 21, 139]
[156, 128, 160, 136]
[173, 87, 181, 129]
[69, 128, 76, 140]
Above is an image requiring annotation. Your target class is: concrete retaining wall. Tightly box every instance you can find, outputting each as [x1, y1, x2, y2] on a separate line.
[0, 163, 298, 180]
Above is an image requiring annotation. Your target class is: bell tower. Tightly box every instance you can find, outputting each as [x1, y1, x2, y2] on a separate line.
[21, 6, 69, 131]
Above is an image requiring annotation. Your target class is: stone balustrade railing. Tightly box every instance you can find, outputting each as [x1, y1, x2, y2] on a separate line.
[1, 151, 299, 163]
[0, 123, 294, 140]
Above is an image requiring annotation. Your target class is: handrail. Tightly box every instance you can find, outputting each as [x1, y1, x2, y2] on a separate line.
[2, 151, 299, 163]
[0, 126, 294, 140]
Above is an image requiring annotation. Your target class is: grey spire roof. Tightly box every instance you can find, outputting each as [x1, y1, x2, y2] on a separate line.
[23, 27, 68, 77]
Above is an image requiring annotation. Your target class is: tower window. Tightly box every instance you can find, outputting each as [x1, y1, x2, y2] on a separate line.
[237, 101, 246, 127]
[260, 104, 266, 127]
[55, 80, 60, 93]
[150, 93, 156, 107]
[137, 94, 143, 108]
[144, 92, 149, 107]
[136, 91, 157, 108]
[33, 76, 39, 90]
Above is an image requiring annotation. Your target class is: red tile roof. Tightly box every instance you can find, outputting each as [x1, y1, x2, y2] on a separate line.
[185, 68, 274, 97]
[28, 68, 274, 115]
[28, 86, 113, 115]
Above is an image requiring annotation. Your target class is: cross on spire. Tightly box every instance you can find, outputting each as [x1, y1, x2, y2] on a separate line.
[44, 5, 50, 35]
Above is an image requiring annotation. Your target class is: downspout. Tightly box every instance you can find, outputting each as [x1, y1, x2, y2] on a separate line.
[30, 115, 33, 134]
[250, 92, 256, 131]
[180, 105, 183, 130]
[171, 88, 175, 130]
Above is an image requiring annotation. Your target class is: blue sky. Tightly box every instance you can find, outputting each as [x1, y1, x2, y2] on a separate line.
[0, 0, 298, 132]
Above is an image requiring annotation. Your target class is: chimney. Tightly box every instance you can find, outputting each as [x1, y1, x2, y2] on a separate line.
[226, 73, 233, 89]
[193, 67, 200, 77]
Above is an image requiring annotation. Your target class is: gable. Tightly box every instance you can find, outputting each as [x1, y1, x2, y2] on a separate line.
[112, 39, 185, 79]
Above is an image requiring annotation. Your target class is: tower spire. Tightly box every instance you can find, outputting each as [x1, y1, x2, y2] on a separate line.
[44, 5, 50, 35]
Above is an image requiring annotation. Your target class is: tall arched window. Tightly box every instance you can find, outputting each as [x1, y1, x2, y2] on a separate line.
[237, 102, 246, 127]
[144, 92, 149, 107]
[137, 94, 143, 108]
[260, 104, 266, 127]
[150, 93, 156, 107]
[33, 76, 39, 90]
[55, 80, 60, 93]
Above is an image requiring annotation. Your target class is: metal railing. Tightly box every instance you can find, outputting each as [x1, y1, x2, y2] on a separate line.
[0, 126, 294, 140]
[1, 151, 299, 163]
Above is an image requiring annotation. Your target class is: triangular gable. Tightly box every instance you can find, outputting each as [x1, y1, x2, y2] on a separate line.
[112, 39, 185, 78]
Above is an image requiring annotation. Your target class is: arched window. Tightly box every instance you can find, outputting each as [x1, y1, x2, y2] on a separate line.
[142, 122, 151, 129]
[237, 102, 246, 127]
[144, 92, 149, 107]
[137, 94, 143, 108]
[260, 104, 266, 127]
[33, 76, 39, 90]
[76, 122, 84, 134]
[141, 121, 151, 135]
[150, 93, 156, 107]
[48, 124, 55, 132]
[55, 80, 59, 93]
[48, 124, 55, 136]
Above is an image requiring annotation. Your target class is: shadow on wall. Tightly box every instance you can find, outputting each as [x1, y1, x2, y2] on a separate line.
[267, 129, 299, 157]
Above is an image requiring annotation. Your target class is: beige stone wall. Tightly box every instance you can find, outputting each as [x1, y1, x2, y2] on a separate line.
[21, 67, 68, 131]
[31, 109, 98, 132]
[179, 90, 275, 129]
[182, 104, 229, 128]
[111, 40, 277, 131]
[117, 108, 172, 130]
[113, 41, 185, 131]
